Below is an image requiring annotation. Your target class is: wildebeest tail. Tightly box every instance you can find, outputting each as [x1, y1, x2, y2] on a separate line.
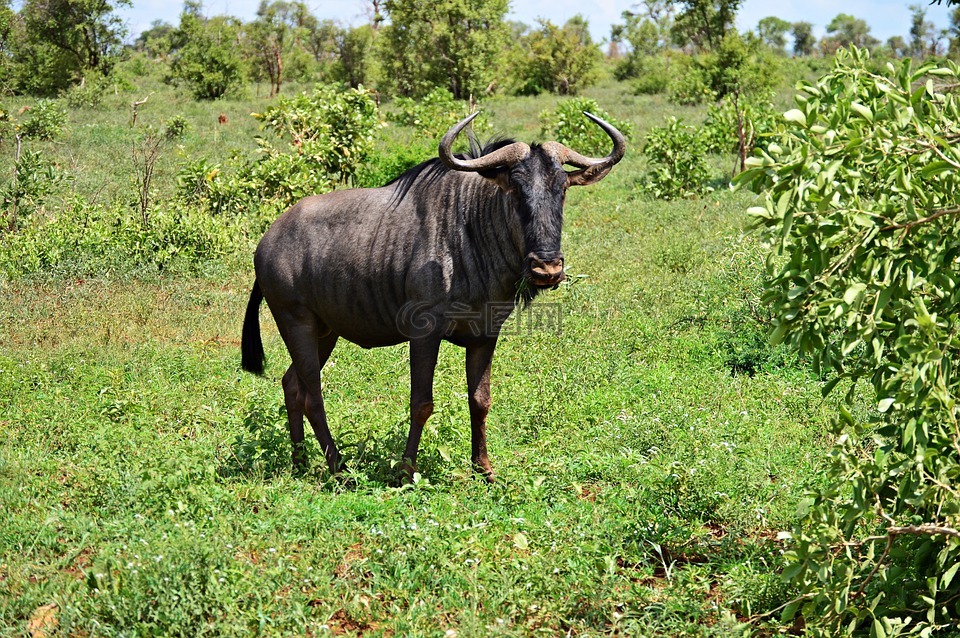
[241, 280, 266, 375]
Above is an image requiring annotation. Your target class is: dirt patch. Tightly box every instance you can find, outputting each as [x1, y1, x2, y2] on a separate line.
[27, 603, 58, 638]
[334, 543, 369, 581]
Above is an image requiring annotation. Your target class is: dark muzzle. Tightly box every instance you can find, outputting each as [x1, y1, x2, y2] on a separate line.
[527, 253, 565, 287]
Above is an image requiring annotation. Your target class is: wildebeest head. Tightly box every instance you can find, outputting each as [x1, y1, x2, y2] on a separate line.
[439, 112, 626, 291]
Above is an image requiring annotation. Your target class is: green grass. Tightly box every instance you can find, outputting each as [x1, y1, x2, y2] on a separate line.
[0, 63, 833, 636]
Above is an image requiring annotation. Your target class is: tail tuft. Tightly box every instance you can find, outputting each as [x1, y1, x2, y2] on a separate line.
[241, 280, 266, 375]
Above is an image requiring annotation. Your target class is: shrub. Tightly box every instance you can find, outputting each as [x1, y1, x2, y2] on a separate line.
[163, 115, 189, 140]
[666, 57, 713, 105]
[62, 75, 108, 109]
[701, 95, 781, 156]
[507, 17, 602, 96]
[354, 137, 434, 188]
[175, 159, 222, 208]
[538, 98, 633, 157]
[631, 55, 671, 95]
[175, 84, 382, 223]
[18, 99, 67, 141]
[736, 48, 960, 635]
[254, 83, 381, 186]
[0, 197, 241, 280]
[639, 117, 710, 200]
[0, 100, 70, 230]
[387, 87, 489, 141]
[667, 32, 781, 106]
[2, 148, 70, 228]
[168, 16, 246, 100]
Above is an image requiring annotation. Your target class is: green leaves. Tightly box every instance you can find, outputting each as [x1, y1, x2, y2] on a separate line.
[737, 47, 960, 635]
[639, 116, 709, 200]
[783, 109, 806, 127]
[540, 98, 633, 157]
[254, 84, 380, 187]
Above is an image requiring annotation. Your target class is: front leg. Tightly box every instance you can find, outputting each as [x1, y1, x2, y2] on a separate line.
[401, 337, 441, 481]
[465, 338, 498, 482]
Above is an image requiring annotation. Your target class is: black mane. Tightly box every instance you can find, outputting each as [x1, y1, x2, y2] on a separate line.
[386, 138, 519, 207]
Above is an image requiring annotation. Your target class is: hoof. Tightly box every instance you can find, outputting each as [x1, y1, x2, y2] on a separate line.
[292, 449, 309, 476]
[473, 460, 496, 483]
[399, 459, 418, 485]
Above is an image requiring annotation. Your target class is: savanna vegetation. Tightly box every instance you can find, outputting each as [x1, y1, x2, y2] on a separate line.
[3, 0, 960, 636]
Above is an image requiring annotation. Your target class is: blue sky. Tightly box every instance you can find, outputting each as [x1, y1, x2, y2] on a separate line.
[118, 0, 954, 46]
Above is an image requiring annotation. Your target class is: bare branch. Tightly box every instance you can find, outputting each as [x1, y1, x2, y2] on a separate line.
[881, 207, 960, 232]
[131, 93, 153, 127]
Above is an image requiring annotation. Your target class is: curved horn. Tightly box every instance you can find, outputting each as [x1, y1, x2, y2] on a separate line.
[439, 112, 530, 172]
[543, 112, 627, 186]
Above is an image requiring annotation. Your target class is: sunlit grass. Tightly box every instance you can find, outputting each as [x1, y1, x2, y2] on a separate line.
[0, 67, 833, 635]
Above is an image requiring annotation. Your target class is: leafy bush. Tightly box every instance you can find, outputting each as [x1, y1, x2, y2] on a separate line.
[736, 47, 960, 635]
[538, 98, 633, 157]
[18, 99, 67, 141]
[175, 84, 381, 223]
[163, 115, 189, 140]
[175, 159, 222, 208]
[667, 32, 781, 106]
[506, 17, 602, 96]
[62, 76, 108, 109]
[2, 149, 70, 227]
[168, 15, 246, 100]
[630, 55, 671, 95]
[639, 117, 710, 200]
[353, 137, 435, 188]
[254, 84, 381, 186]
[387, 87, 489, 141]
[0, 197, 241, 280]
[666, 56, 713, 106]
[701, 95, 781, 156]
[0, 101, 71, 229]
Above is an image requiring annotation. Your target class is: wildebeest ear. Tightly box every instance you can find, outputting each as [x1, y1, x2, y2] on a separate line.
[478, 167, 513, 192]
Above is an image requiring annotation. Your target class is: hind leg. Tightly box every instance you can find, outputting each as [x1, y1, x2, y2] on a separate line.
[272, 306, 343, 476]
[281, 365, 307, 472]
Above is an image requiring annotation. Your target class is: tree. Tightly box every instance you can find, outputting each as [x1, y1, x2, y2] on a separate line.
[886, 34, 909, 57]
[908, 3, 940, 57]
[791, 21, 814, 56]
[18, 0, 130, 81]
[670, 0, 742, 51]
[756, 16, 790, 54]
[821, 13, 878, 54]
[611, 2, 673, 82]
[0, 0, 16, 87]
[376, 0, 508, 99]
[331, 24, 373, 88]
[361, 0, 384, 31]
[168, 8, 246, 100]
[736, 47, 960, 636]
[509, 16, 602, 96]
[609, 23, 627, 59]
[244, 0, 313, 96]
[949, 6, 960, 58]
[299, 16, 338, 67]
[134, 20, 178, 59]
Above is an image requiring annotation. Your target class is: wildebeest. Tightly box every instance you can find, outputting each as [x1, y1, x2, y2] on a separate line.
[241, 111, 625, 481]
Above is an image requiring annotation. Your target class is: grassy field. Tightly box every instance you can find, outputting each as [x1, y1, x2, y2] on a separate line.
[0, 62, 836, 635]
